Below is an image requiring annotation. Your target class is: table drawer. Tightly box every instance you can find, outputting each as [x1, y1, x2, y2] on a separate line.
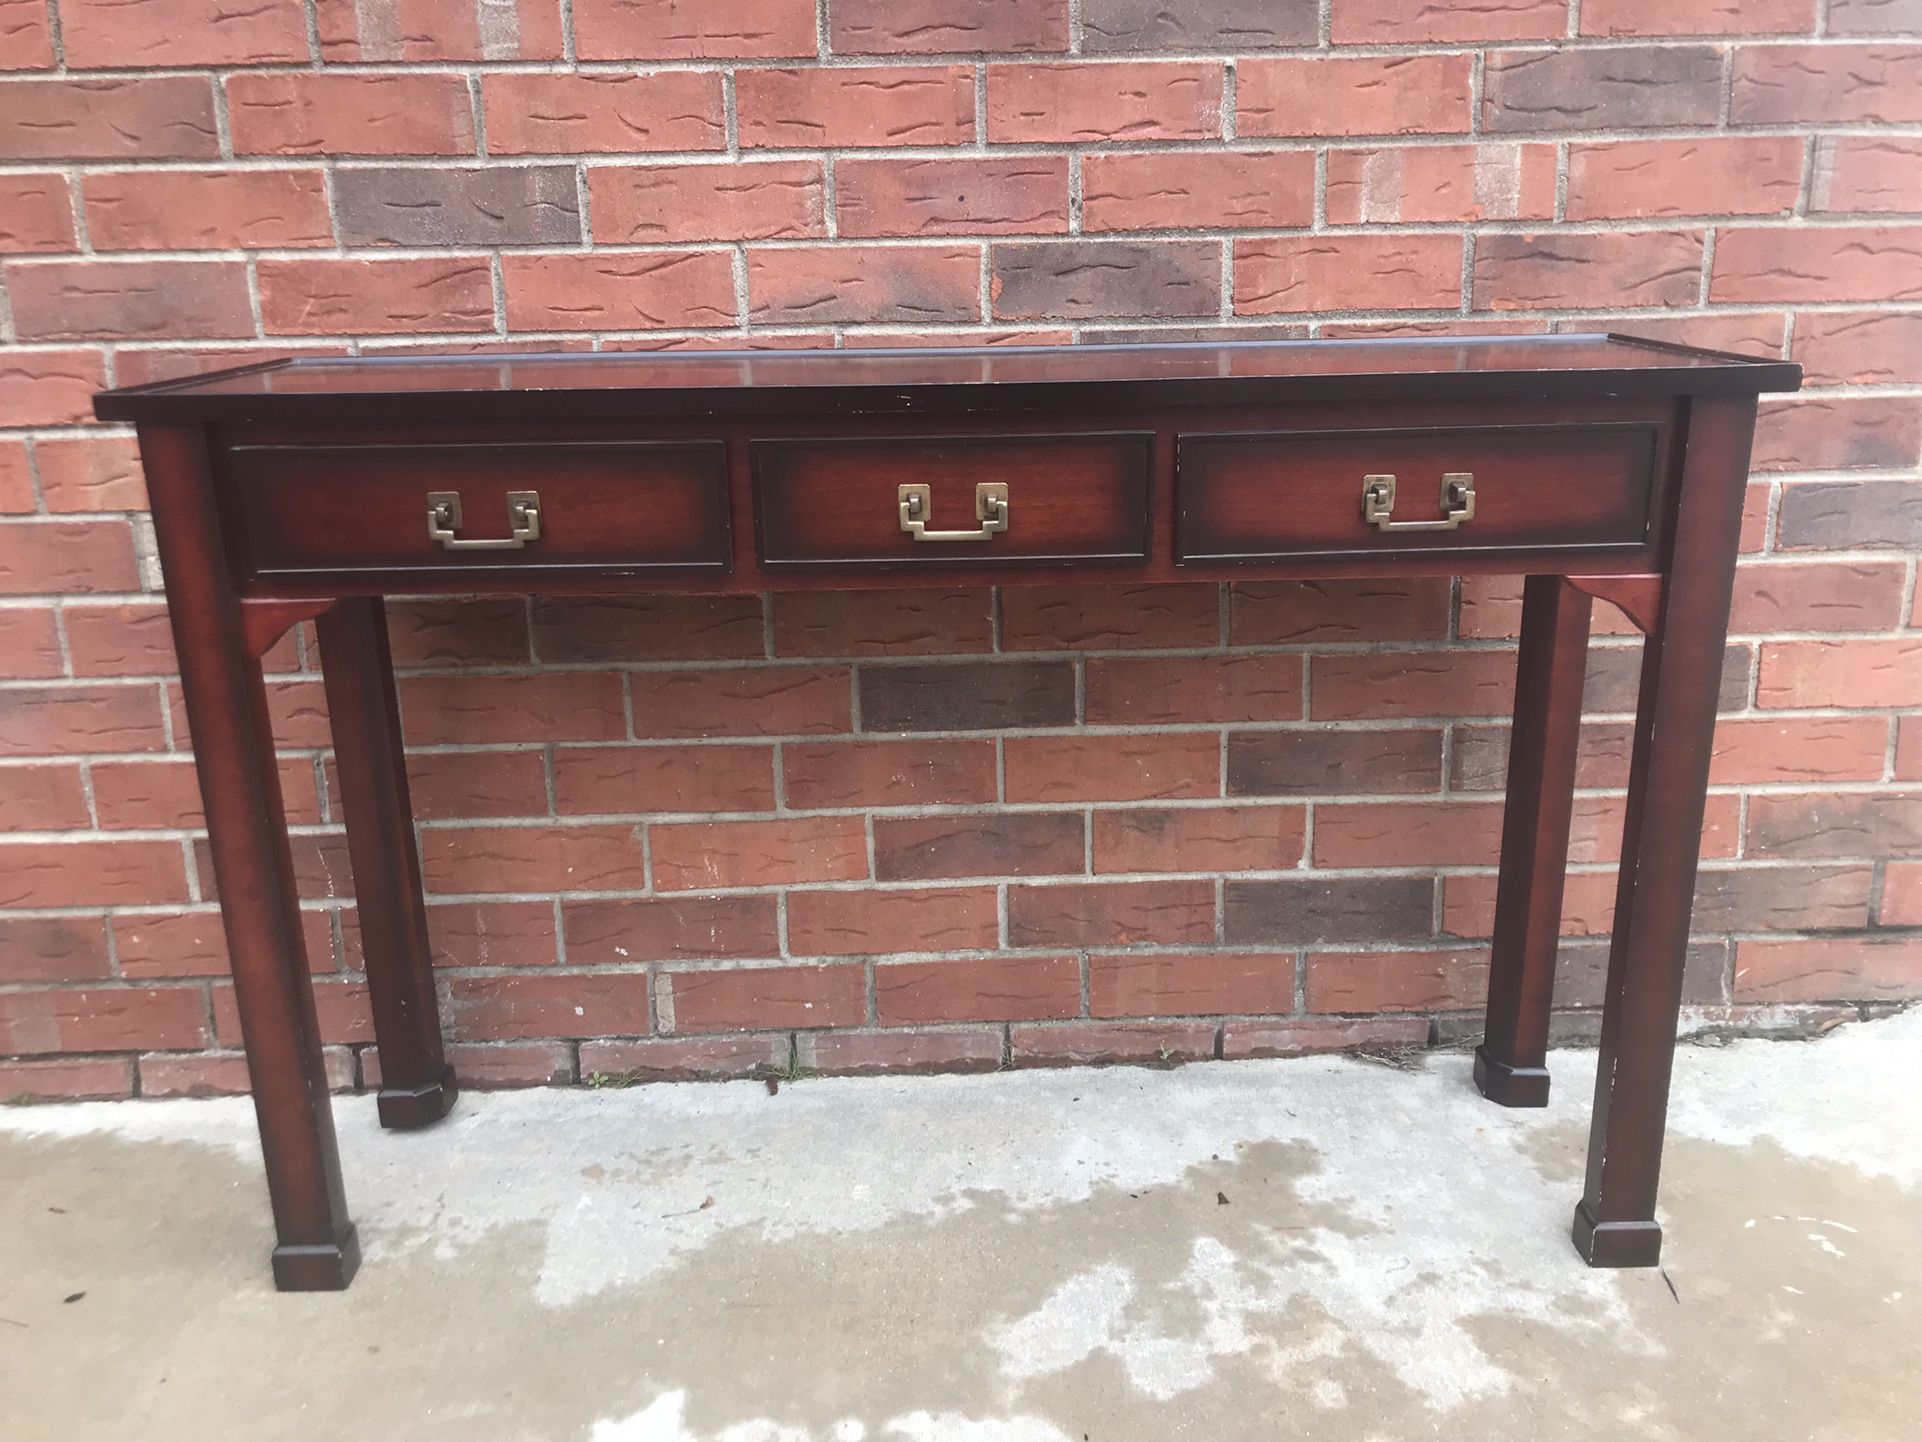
[754, 433, 1152, 569]
[221, 440, 730, 582]
[1177, 423, 1661, 564]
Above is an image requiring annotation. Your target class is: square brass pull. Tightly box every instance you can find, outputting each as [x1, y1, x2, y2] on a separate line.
[426, 490, 542, 551]
[1362, 473, 1475, 532]
[898, 482, 1009, 542]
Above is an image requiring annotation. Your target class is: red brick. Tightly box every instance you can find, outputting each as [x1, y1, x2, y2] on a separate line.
[0, 684, 166, 756]
[141, 1048, 355, 1098]
[258, 257, 493, 336]
[738, 67, 975, 149]
[591, 162, 824, 243]
[0, 78, 219, 160]
[1732, 45, 1922, 125]
[554, 743, 775, 815]
[314, 0, 565, 61]
[1326, 143, 1555, 225]
[1581, 0, 1814, 33]
[1096, 805, 1304, 874]
[1237, 234, 1464, 314]
[502, 251, 736, 331]
[0, 0, 53, 69]
[1475, 230, 1705, 311]
[630, 666, 851, 739]
[838, 157, 1071, 238]
[0, 763, 89, 830]
[95, 755, 318, 830]
[1816, 138, 1922, 214]
[0, 984, 206, 1055]
[1222, 1016, 1431, 1060]
[1231, 579, 1452, 645]
[1008, 879, 1215, 947]
[666, 963, 866, 1032]
[7, 259, 253, 341]
[1829, 0, 1922, 31]
[0, 917, 111, 983]
[788, 887, 999, 957]
[228, 72, 473, 155]
[530, 595, 763, 664]
[564, 894, 778, 963]
[575, 0, 815, 59]
[1085, 654, 1304, 725]
[988, 63, 1222, 142]
[1714, 227, 1922, 304]
[832, 0, 1067, 53]
[1314, 801, 1502, 870]
[1239, 56, 1473, 137]
[1306, 949, 1489, 1013]
[222, 977, 368, 1046]
[1734, 939, 1922, 1002]
[1001, 584, 1216, 651]
[1010, 1020, 1216, 1066]
[1882, 863, 1922, 926]
[1312, 650, 1516, 720]
[580, 1034, 785, 1082]
[1709, 717, 1891, 785]
[1566, 138, 1804, 221]
[0, 443, 29, 513]
[401, 672, 625, 745]
[419, 824, 645, 895]
[1759, 640, 1922, 709]
[1005, 733, 1220, 804]
[877, 953, 1079, 1024]
[1336, 0, 1565, 39]
[33, 436, 146, 512]
[782, 738, 997, 808]
[0, 174, 75, 253]
[797, 1029, 1005, 1076]
[1761, 387, 1922, 470]
[650, 816, 868, 890]
[772, 589, 992, 656]
[447, 972, 654, 1041]
[0, 1058, 134, 1102]
[1730, 561, 1908, 633]
[483, 73, 724, 154]
[876, 812, 1084, 881]
[61, 0, 306, 65]
[427, 901, 559, 968]
[1083, 150, 1314, 230]
[395, 749, 546, 822]
[1745, 792, 1922, 860]
[748, 245, 980, 325]
[0, 607, 61, 680]
[0, 353, 107, 428]
[62, 601, 172, 676]
[83, 169, 331, 250]
[112, 911, 228, 979]
[1090, 951, 1295, 1018]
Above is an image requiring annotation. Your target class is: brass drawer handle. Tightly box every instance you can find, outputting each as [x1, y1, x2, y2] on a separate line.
[427, 490, 542, 551]
[898, 482, 1009, 542]
[1362, 472, 1475, 532]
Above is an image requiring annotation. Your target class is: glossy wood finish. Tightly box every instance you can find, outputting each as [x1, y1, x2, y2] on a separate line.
[754, 432, 1152, 568]
[97, 337, 1797, 1290]
[1476, 575, 1595, 1107]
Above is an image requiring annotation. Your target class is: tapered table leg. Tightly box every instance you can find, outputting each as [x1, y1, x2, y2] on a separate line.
[317, 600, 457, 1130]
[1476, 575, 1593, 1107]
[141, 425, 358, 1291]
[1574, 397, 1755, 1268]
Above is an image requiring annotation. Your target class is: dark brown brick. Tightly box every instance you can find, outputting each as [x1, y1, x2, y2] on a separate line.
[1691, 866, 1873, 933]
[1227, 729, 1444, 797]
[1011, 1020, 1217, 1066]
[1473, 231, 1705, 311]
[1755, 396, 1921, 472]
[1224, 875, 1435, 945]
[1778, 480, 1922, 550]
[1451, 723, 1633, 792]
[875, 812, 1085, 881]
[1007, 879, 1216, 947]
[532, 596, 765, 663]
[860, 660, 1076, 731]
[1482, 47, 1723, 133]
[1230, 579, 1451, 645]
[7, 259, 253, 341]
[1746, 793, 1922, 860]
[1002, 584, 1219, 651]
[334, 166, 581, 247]
[1081, 0, 1316, 50]
[992, 241, 1219, 321]
[772, 589, 992, 656]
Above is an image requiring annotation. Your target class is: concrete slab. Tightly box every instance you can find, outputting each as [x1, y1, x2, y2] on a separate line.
[3, 1011, 1919, 1442]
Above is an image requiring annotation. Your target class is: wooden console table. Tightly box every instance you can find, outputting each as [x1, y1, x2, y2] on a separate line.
[95, 336, 1799, 1290]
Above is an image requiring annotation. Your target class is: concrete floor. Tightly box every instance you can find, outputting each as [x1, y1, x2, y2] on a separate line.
[2, 1013, 1918, 1442]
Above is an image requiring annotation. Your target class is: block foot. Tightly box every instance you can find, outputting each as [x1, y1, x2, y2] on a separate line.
[271, 1226, 361, 1291]
[1571, 1200, 1663, 1268]
[376, 1064, 458, 1130]
[1473, 1046, 1551, 1107]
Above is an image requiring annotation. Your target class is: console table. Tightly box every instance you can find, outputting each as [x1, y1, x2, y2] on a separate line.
[94, 336, 1800, 1290]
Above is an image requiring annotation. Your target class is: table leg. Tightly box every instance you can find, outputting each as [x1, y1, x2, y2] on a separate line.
[1573, 396, 1755, 1267]
[141, 425, 359, 1291]
[317, 599, 457, 1130]
[1476, 575, 1592, 1107]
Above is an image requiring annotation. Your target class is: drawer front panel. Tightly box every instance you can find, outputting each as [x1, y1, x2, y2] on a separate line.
[1177, 424, 1660, 564]
[222, 441, 729, 582]
[755, 433, 1152, 568]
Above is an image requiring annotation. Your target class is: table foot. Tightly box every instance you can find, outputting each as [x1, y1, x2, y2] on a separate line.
[376, 1064, 459, 1130]
[1571, 1201, 1662, 1268]
[271, 1226, 362, 1291]
[1473, 1046, 1551, 1107]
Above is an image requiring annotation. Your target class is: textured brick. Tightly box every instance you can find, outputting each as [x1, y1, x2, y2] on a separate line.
[0, 0, 53, 69]
[987, 63, 1223, 143]
[1239, 56, 1473, 137]
[564, 895, 779, 964]
[831, 0, 1068, 54]
[0, 839, 190, 907]
[1816, 138, 1922, 215]
[860, 661, 1074, 732]
[1325, 144, 1556, 225]
[783, 738, 997, 808]
[0, 353, 109, 428]
[798, 1029, 1004, 1075]
[507, 249, 741, 329]
[1732, 45, 1922, 125]
[0, 521, 139, 595]
[1005, 733, 1220, 804]
[1482, 47, 1723, 132]
[0, 175, 76, 253]
[554, 743, 774, 816]
[839, 157, 1070, 237]
[1694, 865, 1873, 933]
[1090, 951, 1296, 1018]
[1096, 803, 1304, 874]
[482, 73, 725, 154]
[1231, 580, 1452, 645]
[1080, 0, 1315, 49]
[7, 260, 253, 341]
[592, 162, 823, 243]
[994, 240, 1219, 320]
[0, 609, 62, 681]
[402, 673, 626, 744]
[1306, 949, 1488, 1014]
[0, 917, 111, 983]
[427, 902, 559, 969]
[1085, 654, 1303, 726]
[772, 590, 992, 656]
[738, 67, 976, 149]
[1011, 1020, 1217, 1066]
[1729, 562, 1907, 634]
[1007, 879, 1216, 947]
[666, 964, 866, 1032]
[1224, 875, 1435, 945]
[1760, 640, 1922, 710]
[0, 985, 206, 1055]
[789, 887, 1000, 957]
[83, 169, 332, 250]
[1474, 231, 1705, 311]
[1756, 396, 1920, 472]
[1003, 584, 1218, 650]
[1581, 0, 1814, 32]
[1829, 0, 1922, 31]
[875, 812, 1084, 881]
[1712, 227, 1922, 303]
[313, 0, 565, 61]
[1223, 1016, 1430, 1060]
[0, 78, 219, 161]
[228, 73, 476, 156]
[337, 167, 581, 247]
[1746, 793, 1922, 861]
[1335, 0, 1566, 41]
[0, 1058, 133, 1102]
[532, 596, 763, 663]
[0, 764, 89, 830]
[877, 954, 1079, 1024]
[1709, 717, 1890, 786]
[1238, 234, 1464, 314]
[1313, 650, 1516, 720]
[1734, 939, 1922, 1003]
[259, 258, 494, 335]
[60, 0, 307, 67]
[1778, 481, 1922, 550]
[1082, 150, 1312, 231]
[447, 972, 654, 1041]
[580, 1034, 785, 1082]
[1566, 139, 1804, 221]
[748, 245, 981, 325]
[651, 815, 868, 890]
[420, 824, 645, 896]
[575, 0, 816, 59]
[631, 666, 850, 739]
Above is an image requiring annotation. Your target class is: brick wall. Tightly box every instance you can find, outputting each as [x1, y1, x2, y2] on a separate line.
[2, 1, 1919, 1102]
